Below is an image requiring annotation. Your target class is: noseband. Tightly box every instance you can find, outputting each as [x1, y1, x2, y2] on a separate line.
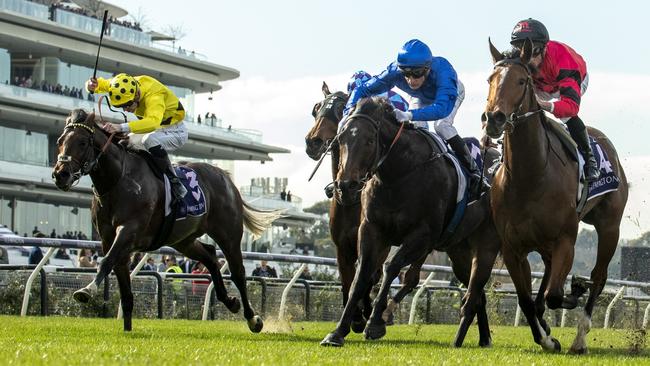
[492, 59, 544, 130]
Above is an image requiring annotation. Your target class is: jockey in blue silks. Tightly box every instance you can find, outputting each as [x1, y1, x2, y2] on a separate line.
[342, 39, 485, 198]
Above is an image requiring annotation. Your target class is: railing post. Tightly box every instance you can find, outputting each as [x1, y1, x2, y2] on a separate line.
[409, 272, 435, 325]
[514, 279, 538, 327]
[202, 262, 229, 321]
[118, 253, 150, 319]
[39, 269, 47, 316]
[604, 286, 626, 329]
[21, 247, 56, 316]
[643, 301, 650, 329]
[279, 263, 307, 321]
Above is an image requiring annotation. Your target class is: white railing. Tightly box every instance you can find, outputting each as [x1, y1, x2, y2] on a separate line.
[3, 235, 650, 328]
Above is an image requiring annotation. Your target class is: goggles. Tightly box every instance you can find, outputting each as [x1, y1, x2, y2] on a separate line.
[399, 67, 429, 79]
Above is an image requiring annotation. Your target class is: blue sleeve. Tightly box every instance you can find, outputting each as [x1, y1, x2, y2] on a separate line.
[343, 64, 399, 116]
[410, 58, 459, 121]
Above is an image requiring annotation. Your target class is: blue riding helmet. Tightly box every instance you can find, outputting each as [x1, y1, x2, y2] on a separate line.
[397, 39, 433, 68]
[347, 71, 372, 94]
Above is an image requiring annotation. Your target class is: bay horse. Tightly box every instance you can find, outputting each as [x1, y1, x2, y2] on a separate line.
[306, 83, 430, 333]
[52, 109, 282, 332]
[319, 97, 501, 347]
[484, 39, 628, 353]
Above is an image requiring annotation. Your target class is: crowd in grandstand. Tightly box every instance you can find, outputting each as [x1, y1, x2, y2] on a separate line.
[9, 76, 94, 101]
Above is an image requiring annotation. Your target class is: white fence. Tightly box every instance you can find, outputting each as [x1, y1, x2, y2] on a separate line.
[1, 236, 649, 328]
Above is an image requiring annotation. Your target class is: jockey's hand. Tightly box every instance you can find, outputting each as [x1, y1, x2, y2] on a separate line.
[102, 123, 120, 134]
[394, 109, 413, 122]
[85, 78, 98, 92]
[535, 95, 553, 112]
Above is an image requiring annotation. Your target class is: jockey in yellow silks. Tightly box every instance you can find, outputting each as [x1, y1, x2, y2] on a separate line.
[85, 73, 188, 201]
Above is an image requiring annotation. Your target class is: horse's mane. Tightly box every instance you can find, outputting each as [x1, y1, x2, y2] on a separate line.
[354, 97, 399, 125]
[66, 108, 131, 150]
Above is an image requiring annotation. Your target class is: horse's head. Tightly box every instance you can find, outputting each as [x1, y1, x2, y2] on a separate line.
[305, 82, 348, 160]
[335, 98, 396, 204]
[483, 38, 538, 138]
[52, 109, 99, 191]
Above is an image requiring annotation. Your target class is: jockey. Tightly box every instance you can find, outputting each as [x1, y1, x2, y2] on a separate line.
[346, 71, 409, 112]
[509, 18, 599, 181]
[343, 39, 485, 198]
[85, 73, 188, 201]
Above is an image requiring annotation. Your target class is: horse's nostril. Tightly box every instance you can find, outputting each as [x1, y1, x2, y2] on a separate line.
[494, 112, 506, 124]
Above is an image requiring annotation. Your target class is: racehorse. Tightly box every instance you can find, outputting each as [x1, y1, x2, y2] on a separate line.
[306, 83, 429, 332]
[52, 109, 282, 332]
[319, 97, 501, 347]
[484, 39, 628, 353]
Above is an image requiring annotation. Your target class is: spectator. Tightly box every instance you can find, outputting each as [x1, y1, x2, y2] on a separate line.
[129, 252, 143, 271]
[191, 262, 210, 295]
[205, 112, 210, 120]
[197, 114, 201, 124]
[143, 257, 156, 271]
[0, 246, 8, 264]
[32, 226, 40, 236]
[50, 229, 56, 238]
[286, 191, 292, 202]
[28, 246, 44, 265]
[211, 113, 216, 125]
[78, 248, 97, 267]
[252, 260, 277, 278]
[298, 266, 312, 280]
[157, 256, 167, 272]
[54, 248, 70, 259]
[280, 189, 286, 201]
[179, 257, 194, 273]
[165, 256, 182, 273]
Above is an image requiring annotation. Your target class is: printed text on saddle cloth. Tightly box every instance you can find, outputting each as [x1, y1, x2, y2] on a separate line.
[167, 166, 207, 219]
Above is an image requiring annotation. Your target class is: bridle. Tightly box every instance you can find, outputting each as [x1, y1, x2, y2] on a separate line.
[307, 92, 349, 182]
[492, 59, 544, 131]
[55, 121, 118, 187]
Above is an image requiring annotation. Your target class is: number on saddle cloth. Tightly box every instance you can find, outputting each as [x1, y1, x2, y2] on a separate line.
[168, 166, 207, 220]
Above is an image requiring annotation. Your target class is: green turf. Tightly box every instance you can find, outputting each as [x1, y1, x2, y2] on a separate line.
[0, 316, 647, 365]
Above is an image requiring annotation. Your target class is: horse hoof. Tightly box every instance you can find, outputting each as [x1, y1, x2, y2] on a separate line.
[247, 315, 263, 333]
[227, 298, 241, 314]
[479, 338, 493, 348]
[541, 337, 561, 352]
[385, 312, 395, 326]
[351, 320, 366, 334]
[320, 332, 344, 347]
[568, 346, 588, 355]
[73, 288, 92, 303]
[364, 322, 386, 341]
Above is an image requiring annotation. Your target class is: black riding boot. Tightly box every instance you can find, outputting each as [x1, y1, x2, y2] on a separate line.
[447, 135, 486, 200]
[148, 146, 187, 202]
[567, 116, 600, 182]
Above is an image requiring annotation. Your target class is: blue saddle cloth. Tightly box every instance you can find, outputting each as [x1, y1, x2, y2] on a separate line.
[586, 137, 619, 200]
[171, 166, 207, 220]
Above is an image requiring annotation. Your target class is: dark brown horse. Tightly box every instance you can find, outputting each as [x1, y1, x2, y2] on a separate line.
[306, 82, 429, 332]
[484, 39, 628, 353]
[319, 97, 501, 347]
[52, 109, 282, 332]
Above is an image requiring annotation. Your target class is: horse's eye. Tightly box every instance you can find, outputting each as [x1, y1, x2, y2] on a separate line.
[79, 141, 87, 148]
[518, 79, 526, 85]
[366, 139, 375, 146]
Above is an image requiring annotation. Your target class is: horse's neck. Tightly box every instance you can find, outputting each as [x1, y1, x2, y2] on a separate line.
[376, 128, 426, 182]
[330, 145, 340, 181]
[504, 112, 548, 182]
[88, 133, 127, 194]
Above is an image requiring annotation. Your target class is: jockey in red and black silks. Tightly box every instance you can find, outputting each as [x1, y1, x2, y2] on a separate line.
[508, 18, 600, 181]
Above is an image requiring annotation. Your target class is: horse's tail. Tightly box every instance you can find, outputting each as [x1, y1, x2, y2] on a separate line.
[242, 201, 286, 240]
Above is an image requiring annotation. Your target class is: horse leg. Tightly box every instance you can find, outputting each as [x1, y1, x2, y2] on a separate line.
[534, 258, 552, 334]
[208, 230, 263, 333]
[113, 259, 133, 331]
[503, 250, 561, 352]
[382, 253, 427, 325]
[366, 228, 429, 341]
[177, 238, 242, 311]
[73, 226, 135, 303]
[545, 236, 575, 310]
[321, 220, 388, 347]
[336, 238, 366, 333]
[569, 224, 619, 354]
[453, 238, 499, 348]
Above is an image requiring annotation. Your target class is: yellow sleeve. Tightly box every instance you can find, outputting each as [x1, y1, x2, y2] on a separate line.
[90, 77, 111, 94]
[127, 93, 166, 133]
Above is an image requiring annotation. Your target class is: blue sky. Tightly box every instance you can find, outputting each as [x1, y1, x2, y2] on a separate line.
[111, 0, 650, 238]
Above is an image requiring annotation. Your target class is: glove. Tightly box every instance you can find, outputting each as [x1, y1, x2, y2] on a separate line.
[394, 109, 413, 122]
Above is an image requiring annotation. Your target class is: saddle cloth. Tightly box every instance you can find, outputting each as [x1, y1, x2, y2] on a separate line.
[543, 112, 620, 202]
[164, 166, 208, 220]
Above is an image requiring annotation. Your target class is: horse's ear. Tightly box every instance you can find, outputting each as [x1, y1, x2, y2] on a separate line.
[489, 37, 503, 64]
[520, 38, 533, 65]
[85, 112, 96, 126]
[322, 81, 331, 97]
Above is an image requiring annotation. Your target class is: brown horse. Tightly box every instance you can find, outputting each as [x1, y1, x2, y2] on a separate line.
[319, 97, 501, 347]
[52, 109, 282, 332]
[484, 39, 628, 353]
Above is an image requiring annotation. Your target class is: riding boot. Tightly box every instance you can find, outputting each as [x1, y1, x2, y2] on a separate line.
[447, 135, 486, 200]
[148, 146, 187, 202]
[566, 116, 600, 182]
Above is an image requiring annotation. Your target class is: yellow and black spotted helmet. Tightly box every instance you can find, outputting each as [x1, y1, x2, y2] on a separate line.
[109, 73, 138, 107]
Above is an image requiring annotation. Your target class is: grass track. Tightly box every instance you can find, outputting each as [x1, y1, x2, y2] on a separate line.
[0, 316, 648, 365]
